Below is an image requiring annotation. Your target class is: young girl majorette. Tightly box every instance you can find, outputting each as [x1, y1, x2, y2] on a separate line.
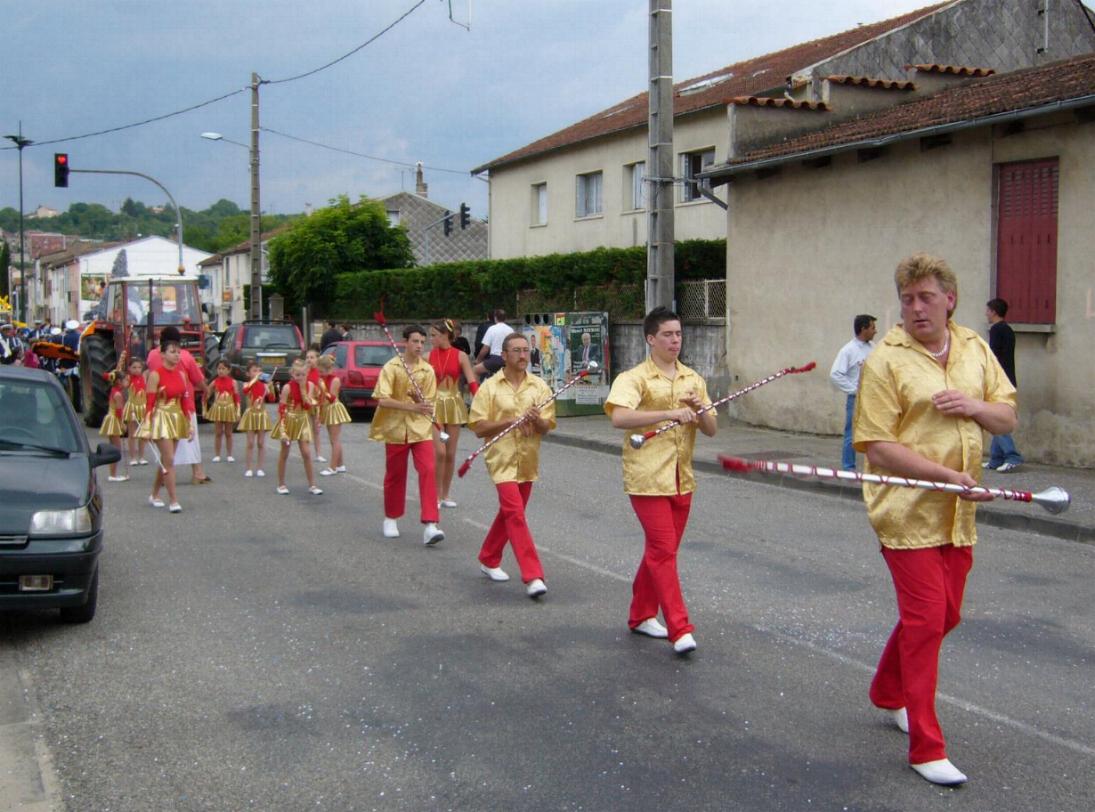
[121, 354, 148, 466]
[316, 354, 352, 476]
[271, 359, 322, 496]
[305, 346, 325, 463]
[237, 360, 273, 478]
[141, 337, 194, 513]
[428, 319, 478, 508]
[206, 359, 241, 462]
[100, 361, 128, 482]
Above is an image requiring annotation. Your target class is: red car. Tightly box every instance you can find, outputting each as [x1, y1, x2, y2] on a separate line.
[321, 340, 400, 413]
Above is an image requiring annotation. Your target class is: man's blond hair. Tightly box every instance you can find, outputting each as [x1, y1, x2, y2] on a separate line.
[895, 253, 958, 316]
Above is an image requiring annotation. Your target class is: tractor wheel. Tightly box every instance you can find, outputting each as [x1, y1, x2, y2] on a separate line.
[80, 333, 116, 428]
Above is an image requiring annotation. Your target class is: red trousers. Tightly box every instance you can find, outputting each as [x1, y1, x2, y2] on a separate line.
[384, 440, 439, 523]
[628, 493, 694, 642]
[478, 481, 544, 584]
[870, 544, 973, 764]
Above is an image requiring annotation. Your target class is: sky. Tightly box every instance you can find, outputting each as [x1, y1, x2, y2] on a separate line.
[2, 0, 938, 225]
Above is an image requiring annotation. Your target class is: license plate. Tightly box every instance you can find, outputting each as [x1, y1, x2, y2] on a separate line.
[19, 575, 53, 592]
[260, 355, 287, 367]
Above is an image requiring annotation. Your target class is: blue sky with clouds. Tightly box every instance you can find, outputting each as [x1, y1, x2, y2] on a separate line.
[2, 1, 933, 221]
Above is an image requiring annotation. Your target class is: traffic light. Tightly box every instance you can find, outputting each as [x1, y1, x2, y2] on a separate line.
[443, 210, 453, 237]
[459, 202, 470, 230]
[54, 153, 69, 187]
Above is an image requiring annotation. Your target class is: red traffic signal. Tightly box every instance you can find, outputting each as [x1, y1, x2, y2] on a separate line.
[54, 153, 70, 187]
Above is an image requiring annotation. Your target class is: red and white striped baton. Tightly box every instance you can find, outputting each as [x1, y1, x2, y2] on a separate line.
[719, 455, 1071, 515]
[373, 310, 449, 442]
[458, 363, 597, 478]
[629, 362, 816, 449]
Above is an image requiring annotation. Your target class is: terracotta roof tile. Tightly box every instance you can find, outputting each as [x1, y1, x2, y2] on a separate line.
[472, 2, 950, 173]
[730, 96, 830, 111]
[826, 75, 916, 90]
[908, 63, 995, 76]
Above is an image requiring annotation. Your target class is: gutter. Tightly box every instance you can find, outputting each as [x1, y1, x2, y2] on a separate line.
[701, 94, 1095, 183]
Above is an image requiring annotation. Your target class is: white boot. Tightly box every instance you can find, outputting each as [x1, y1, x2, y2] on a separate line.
[383, 518, 400, 538]
[911, 759, 967, 786]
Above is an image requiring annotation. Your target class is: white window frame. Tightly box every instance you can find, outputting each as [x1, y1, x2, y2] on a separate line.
[575, 171, 603, 218]
[681, 148, 715, 203]
[531, 182, 548, 226]
[624, 161, 646, 211]
[386, 209, 401, 227]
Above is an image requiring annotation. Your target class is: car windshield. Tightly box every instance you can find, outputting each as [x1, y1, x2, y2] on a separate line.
[0, 379, 81, 453]
[244, 325, 299, 350]
[355, 345, 393, 367]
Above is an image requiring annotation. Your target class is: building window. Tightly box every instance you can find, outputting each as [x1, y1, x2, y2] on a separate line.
[386, 209, 401, 227]
[995, 158, 1058, 324]
[681, 148, 715, 202]
[625, 161, 646, 211]
[575, 171, 603, 218]
[531, 183, 547, 225]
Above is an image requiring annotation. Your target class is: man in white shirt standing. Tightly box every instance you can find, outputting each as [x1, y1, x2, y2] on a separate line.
[829, 313, 876, 471]
[474, 309, 514, 378]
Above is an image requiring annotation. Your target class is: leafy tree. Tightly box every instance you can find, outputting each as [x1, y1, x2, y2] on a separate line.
[267, 195, 413, 313]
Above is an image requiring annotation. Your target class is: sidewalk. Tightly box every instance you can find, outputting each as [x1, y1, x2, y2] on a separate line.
[546, 414, 1095, 544]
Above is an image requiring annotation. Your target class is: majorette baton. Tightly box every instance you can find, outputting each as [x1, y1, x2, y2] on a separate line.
[628, 362, 816, 449]
[372, 310, 449, 442]
[458, 362, 598, 478]
[719, 455, 1071, 515]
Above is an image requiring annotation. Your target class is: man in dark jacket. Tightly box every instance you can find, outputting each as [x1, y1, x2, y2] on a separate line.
[984, 298, 1023, 472]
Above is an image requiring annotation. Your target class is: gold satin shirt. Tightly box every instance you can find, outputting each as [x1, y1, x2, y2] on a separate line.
[468, 371, 556, 484]
[854, 322, 1017, 549]
[368, 356, 437, 444]
[605, 358, 711, 496]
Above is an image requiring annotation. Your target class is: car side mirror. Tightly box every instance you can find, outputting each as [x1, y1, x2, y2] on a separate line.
[90, 443, 122, 468]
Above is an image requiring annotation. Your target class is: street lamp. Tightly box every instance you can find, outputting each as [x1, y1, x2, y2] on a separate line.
[3, 124, 32, 324]
[201, 120, 262, 321]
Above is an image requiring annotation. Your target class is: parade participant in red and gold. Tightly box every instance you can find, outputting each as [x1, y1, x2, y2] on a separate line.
[369, 324, 444, 546]
[99, 361, 128, 483]
[316, 354, 352, 476]
[237, 360, 273, 478]
[121, 355, 149, 467]
[271, 359, 322, 496]
[142, 337, 194, 513]
[605, 307, 717, 655]
[205, 359, 241, 463]
[428, 319, 478, 508]
[468, 332, 555, 598]
[304, 346, 325, 464]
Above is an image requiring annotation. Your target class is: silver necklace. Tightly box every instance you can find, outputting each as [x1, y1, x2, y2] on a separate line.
[927, 333, 950, 359]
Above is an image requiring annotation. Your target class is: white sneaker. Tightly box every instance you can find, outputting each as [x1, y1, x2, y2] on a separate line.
[996, 462, 1021, 473]
[383, 518, 400, 538]
[168, 502, 182, 513]
[108, 475, 129, 482]
[439, 498, 458, 509]
[319, 468, 337, 476]
[632, 618, 669, 638]
[981, 461, 999, 470]
[138, 459, 149, 466]
[423, 523, 444, 546]
[316, 455, 327, 463]
[276, 485, 290, 495]
[256, 470, 265, 477]
[526, 578, 547, 599]
[308, 485, 323, 495]
[148, 495, 165, 509]
[911, 759, 967, 786]
[226, 456, 235, 463]
[129, 459, 140, 467]
[244, 469, 254, 478]
[888, 707, 909, 734]
[673, 633, 697, 655]
[334, 465, 346, 473]
[212, 456, 221, 463]
[479, 563, 509, 582]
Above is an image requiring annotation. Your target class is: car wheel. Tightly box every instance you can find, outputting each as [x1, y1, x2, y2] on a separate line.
[60, 569, 98, 624]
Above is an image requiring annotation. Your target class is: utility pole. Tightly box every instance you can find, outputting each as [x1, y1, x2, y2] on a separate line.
[249, 72, 263, 320]
[646, 0, 675, 312]
[3, 123, 32, 323]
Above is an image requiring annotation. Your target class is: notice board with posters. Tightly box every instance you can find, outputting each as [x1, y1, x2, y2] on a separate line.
[520, 311, 609, 417]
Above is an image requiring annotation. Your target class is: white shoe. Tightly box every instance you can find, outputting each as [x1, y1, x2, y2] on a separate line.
[212, 456, 221, 463]
[439, 498, 458, 509]
[911, 759, 967, 786]
[276, 485, 290, 495]
[256, 469, 265, 477]
[108, 475, 129, 482]
[996, 462, 1021, 473]
[148, 495, 165, 509]
[632, 618, 669, 639]
[226, 455, 235, 463]
[888, 707, 909, 734]
[129, 459, 140, 467]
[479, 563, 509, 582]
[383, 519, 400, 538]
[334, 465, 346, 473]
[673, 633, 697, 655]
[168, 502, 182, 513]
[244, 469, 253, 478]
[138, 458, 149, 466]
[981, 461, 999, 470]
[526, 578, 547, 599]
[423, 523, 444, 546]
[319, 468, 337, 476]
[316, 455, 327, 463]
[308, 485, 323, 495]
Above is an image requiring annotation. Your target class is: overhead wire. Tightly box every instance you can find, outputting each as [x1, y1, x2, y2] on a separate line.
[262, 127, 469, 175]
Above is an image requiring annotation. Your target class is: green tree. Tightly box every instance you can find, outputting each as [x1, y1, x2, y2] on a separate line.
[267, 195, 413, 312]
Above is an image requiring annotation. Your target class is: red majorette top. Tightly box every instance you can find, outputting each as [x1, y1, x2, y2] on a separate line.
[110, 384, 125, 419]
[429, 347, 462, 383]
[285, 380, 313, 410]
[243, 379, 268, 404]
[321, 373, 339, 402]
[127, 375, 146, 395]
[213, 376, 240, 404]
[147, 366, 194, 416]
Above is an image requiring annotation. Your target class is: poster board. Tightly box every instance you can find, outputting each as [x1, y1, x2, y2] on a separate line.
[521, 311, 609, 416]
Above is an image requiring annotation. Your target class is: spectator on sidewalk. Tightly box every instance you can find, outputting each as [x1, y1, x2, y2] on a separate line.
[474, 309, 513, 378]
[829, 314, 876, 470]
[320, 321, 343, 351]
[984, 298, 1023, 473]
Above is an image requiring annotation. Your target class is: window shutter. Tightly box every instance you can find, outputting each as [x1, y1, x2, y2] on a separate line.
[996, 159, 1058, 323]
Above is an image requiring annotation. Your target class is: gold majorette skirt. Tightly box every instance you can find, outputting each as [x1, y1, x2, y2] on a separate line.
[207, 391, 241, 423]
[121, 394, 146, 424]
[237, 405, 273, 433]
[139, 400, 189, 441]
[99, 412, 125, 438]
[271, 408, 314, 443]
[321, 400, 352, 426]
[434, 383, 468, 425]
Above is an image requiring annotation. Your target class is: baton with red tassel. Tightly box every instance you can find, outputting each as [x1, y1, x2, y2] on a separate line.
[373, 310, 449, 442]
[719, 455, 1071, 515]
[628, 362, 816, 449]
[458, 362, 598, 478]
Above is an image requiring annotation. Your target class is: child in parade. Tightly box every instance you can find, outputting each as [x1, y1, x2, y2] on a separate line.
[121, 354, 148, 466]
[305, 346, 325, 463]
[316, 354, 352, 476]
[100, 362, 128, 482]
[428, 319, 478, 507]
[271, 359, 322, 496]
[206, 359, 241, 462]
[369, 324, 444, 545]
[238, 361, 273, 478]
[142, 338, 194, 513]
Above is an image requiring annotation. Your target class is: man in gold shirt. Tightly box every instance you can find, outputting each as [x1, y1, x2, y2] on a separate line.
[468, 332, 556, 598]
[854, 254, 1017, 787]
[605, 307, 717, 655]
[369, 324, 444, 546]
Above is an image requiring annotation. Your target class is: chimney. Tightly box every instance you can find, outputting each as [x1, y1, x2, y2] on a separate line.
[415, 162, 428, 198]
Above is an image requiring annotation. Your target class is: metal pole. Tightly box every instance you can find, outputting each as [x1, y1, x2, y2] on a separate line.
[249, 72, 263, 320]
[647, 0, 675, 312]
[17, 136, 26, 323]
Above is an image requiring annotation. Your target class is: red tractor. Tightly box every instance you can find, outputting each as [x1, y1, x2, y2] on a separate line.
[78, 278, 218, 427]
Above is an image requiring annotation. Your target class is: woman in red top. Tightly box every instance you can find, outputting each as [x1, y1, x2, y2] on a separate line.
[305, 346, 325, 464]
[428, 320, 478, 508]
[143, 338, 194, 513]
[205, 359, 241, 463]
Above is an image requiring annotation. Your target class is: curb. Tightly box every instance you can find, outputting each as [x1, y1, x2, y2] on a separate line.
[545, 433, 1094, 545]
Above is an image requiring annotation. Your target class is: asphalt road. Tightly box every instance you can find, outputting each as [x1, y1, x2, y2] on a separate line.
[2, 421, 1092, 811]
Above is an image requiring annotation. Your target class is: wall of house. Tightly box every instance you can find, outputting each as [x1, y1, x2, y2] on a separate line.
[487, 109, 729, 259]
[723, 111, 1095, 467]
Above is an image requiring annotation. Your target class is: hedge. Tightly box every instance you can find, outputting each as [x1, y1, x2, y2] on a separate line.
[324, 239, 725, 321]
